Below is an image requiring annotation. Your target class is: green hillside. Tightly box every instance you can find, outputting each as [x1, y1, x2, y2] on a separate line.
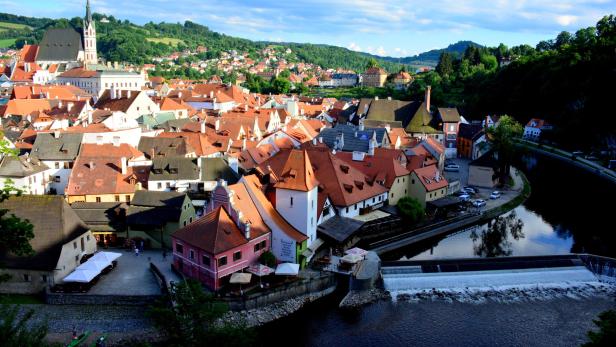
[0, 12, 405, 72]
[377, 41, 483, 67]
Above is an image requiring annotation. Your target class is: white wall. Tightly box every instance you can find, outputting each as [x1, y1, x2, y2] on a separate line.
[41, 160, 72, 194]
[82, 127, 142, 147]
[275, 187, 318, 245]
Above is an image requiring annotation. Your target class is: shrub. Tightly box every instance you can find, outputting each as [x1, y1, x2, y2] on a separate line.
[397, 197, 425, 224]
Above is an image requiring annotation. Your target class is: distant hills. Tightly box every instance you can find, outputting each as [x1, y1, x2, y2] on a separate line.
[373, 41, 483, 67]
[0, 11, 479, 72]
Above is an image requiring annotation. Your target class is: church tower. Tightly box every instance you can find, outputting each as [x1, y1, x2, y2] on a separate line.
[83, 0, 97, 66]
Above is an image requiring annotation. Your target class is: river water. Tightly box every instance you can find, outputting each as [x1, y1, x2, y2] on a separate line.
[258, 153, 616, 346]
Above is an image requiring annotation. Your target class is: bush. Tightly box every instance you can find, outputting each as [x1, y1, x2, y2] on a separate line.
[397, 197, 425, 224]
[584, 310, 616, 346]
[259, 251, 277, 267]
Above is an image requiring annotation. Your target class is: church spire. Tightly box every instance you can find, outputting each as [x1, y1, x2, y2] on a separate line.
[85, 0, 92, 23]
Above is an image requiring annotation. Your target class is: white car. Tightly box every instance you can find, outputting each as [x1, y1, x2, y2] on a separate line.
[490, 191, 502, 199]
[459, 194, 471, 202]
[472, 199, 486, 208]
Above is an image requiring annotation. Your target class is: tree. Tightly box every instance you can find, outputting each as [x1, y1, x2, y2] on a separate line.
[584, 310, 616, 346]
[555, 31, 573, 48]
[470, 211, 524, 257]
[0, 305, 49, 347]
[148, 280, 255, 347]
[259, 251, 276, 268]
[295, 83, 309, 95]
[436, 52, 454, 77]
[397, 197, 424, 224]
[271, 77, 291, 94]
[485, 115, 523, 183]
[366, 58, 379, 69]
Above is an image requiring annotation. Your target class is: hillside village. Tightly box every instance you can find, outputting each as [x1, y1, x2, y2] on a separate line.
[0, 2, 527, 295]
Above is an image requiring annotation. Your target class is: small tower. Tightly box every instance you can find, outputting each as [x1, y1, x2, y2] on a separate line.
[83, 0, 97, 66]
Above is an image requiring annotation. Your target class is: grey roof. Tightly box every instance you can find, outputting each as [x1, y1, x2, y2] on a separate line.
[36, 28, 83, 62]
[31, 133, 83, 161]
[2, 130, 21, 143]
[318, 124, 387, 153]
[71, 202, 127, 232]
[317, 216, 365, 243]
[470, 150, 498, 168]
[160, 119, 192, 132]
[200, 158, 239, 184]
[0, 154, 49, 178]
[150, 157, 200, 181]
[0, 196, 90, 271]
[138, 137, 190, 160]
[127, 191, 188, 227]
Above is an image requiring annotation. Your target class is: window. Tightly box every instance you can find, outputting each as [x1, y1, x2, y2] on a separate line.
[311, 217, 314, 227]
[96, 197, 101, 203]
[23, 274, 31, 282]
[64, 162, 71, 169]
[81, 237, 85, 251]
[75, 255, 79, 262]
[126, 195, 131, 202]
[202, 255, 210, 266]
[354, 204, 357, 210]
[115, 195, 120, 202]
[260, 240, 266, 249]
[55, 162, 60, 169]
[157, 183, 162, 189]
[290, 197, 293, 207]
[189, 250, 195, 260]
[54, 176, 61, 183]
[254, 243, 260, 252]
[412, 179, 415, 184]
[345, 207, 349, 213]
[41, 275, 47, 283]
[175, 244, 184, 254]
[233, 251, 242, 261]
[218, 256, 227, 266]
[73, 241, 77, 249]
[87, 235, 90, 241]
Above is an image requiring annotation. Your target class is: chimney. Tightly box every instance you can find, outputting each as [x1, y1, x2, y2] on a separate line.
[374, 96, 379, 100]
[54, 130, 61, 139]
[387, 96, 392, 101]
[318, 137, 323, 144]
[121, 157, 127, 175]
[127, 90, 131, 99]
[88, 110, 93, 125]
[210, 91, 214, 98]
[58, 100, 63, 109]
[358, 119, 365, 131]
[244, 222, 251, 240]
[244, 104, 248, 112]
[215, 118, 220, 131]
[67, 102, 74, 112]
[312, 138, 317, 145]
[89, 161, 95, 171]
[425, 85, 431, 112]
[200, 121, 206, 134]
[178, 91, 183, 99]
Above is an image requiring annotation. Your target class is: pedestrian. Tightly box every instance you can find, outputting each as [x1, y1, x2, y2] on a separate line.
[135, 247, 139, 256]
[139, 240, 144, 252]
[72, 325, 77, 340]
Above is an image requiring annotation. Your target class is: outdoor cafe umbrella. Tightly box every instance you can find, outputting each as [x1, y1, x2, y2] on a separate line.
[341, 253, 363, 264]
[345, 247, 368, 257]
[275, 263, 300, 276]
[64, 269, 99, 283]
[90, 251, 122, 263]
[230, 272, 252, 295]
[76, 259, 110, 272]
[247, 264, 275, 287]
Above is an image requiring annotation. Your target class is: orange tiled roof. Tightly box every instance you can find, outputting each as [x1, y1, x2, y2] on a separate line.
[273, 150, 318, 192]
[413, 165, 448, 192]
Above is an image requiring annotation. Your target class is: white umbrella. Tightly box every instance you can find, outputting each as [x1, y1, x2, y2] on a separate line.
[275, 263, 300, 276]
[64, 269, 99, 283]
[341, 254, 363, 264]
[345, 247, 368, 257]
[247, 264, 275, 277]
[229, 272, 252, 284]
[76, 259, 110, 272]
[91, 251, 122, 263]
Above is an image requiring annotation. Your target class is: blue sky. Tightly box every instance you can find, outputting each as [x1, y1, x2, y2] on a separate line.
[6, 0, 615, 57]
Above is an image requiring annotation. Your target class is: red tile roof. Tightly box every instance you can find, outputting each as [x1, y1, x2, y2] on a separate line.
[413, 165, 448, 192]
[273, 150, 319, 192]
[173, 206, 248, 254]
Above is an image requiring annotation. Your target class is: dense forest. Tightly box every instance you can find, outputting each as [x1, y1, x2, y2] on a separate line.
[409, 15, 616, 151]
[0, 12, 404, 72]
[377, 41, 482, 67]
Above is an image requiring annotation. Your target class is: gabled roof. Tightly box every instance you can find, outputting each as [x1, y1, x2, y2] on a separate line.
[173, 206, 248, 254]
[412, 165, 448, 192]
[31, 132, 83, 161]
[438, 107, 461, 123]
[335, 148, 410, 189]
[94, 89, 142, 112]
[71, 202, 127, 232]
[127, 191, 188, 227]
[20, 45, 39, 63]
[36, 28, 84, 62]
[138, 136, 191, 159]
[407, 102, 440, 134]
[0, 196, 89, 271]
[150, 157, 200, 181]
[0, 154, 49, 178]
[273, 150, 318, 192]
[318, 124, 386, 153]
[200, 158, 239, 184]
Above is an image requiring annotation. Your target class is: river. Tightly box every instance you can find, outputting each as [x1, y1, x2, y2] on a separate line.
[258, 153, 616, 346]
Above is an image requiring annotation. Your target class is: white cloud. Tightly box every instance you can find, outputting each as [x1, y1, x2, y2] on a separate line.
[376, 46, 387, 56]
[348, 42, 362, 51]
[555, 15, 577, 26]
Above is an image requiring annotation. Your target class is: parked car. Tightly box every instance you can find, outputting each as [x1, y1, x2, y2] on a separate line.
[459, 194, 471, 202]
[490, 191, 502, 199]
[572, 151, 584, 157]
[444, 164, 460, 172]
[472, 199, 486, 208]
[463, 186, 477, 194]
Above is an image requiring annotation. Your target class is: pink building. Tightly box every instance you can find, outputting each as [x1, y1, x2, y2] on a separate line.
[172, 181, 270, 291]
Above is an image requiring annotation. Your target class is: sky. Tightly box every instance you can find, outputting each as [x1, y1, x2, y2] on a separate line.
[5, 0, 615, 57]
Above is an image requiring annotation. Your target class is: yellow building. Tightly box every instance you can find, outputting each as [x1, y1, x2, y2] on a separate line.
[409, 165, 449, 207]
[362, 67, 388, 87]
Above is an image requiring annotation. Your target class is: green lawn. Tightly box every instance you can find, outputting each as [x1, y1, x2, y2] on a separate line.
[0, 21, 30, 30]
[146, 37, 184, 46]
[0, 38, 16, 48]
[0, 294, 44, 304]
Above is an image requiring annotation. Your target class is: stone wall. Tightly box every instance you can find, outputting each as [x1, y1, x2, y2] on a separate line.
[223, 273, 336, 311]
[45, 290, 161, 306]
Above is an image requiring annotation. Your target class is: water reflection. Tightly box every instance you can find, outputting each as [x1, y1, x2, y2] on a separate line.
[470, 211, 524, 257]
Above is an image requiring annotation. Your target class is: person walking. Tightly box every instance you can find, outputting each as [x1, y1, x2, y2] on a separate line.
[134, 246, 139, 256]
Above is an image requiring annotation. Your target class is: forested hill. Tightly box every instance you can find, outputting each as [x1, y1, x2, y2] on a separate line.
[0, 12, 405, 72]
[377, 41, 483, 67]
